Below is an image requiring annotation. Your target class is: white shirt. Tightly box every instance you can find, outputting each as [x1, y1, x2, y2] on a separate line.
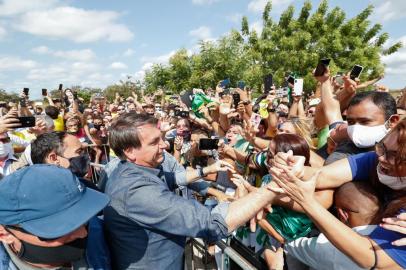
[0, 153, 17, 178]
[285, 225, 377, 270]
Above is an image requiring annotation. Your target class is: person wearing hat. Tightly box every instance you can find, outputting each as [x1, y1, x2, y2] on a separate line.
[0, 165, 110, 269]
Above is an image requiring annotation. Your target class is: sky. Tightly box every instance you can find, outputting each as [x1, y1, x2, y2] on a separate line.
[0, 0, 405, 99]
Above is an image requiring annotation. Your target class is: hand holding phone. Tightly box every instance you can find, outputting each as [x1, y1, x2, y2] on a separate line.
[199, 138, 219, 150]
[314, 58, 331, 77]
[17, 116, 36, 128]
[264, 74, 273, 93]
[293, 78, 304, 96]
[350, 65, 363, 80]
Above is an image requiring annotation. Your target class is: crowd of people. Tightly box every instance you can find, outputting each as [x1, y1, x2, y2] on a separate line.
[0, 65, 404, 270]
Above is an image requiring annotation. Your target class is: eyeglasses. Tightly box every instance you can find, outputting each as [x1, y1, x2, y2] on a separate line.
[375, 141, 397, 163]
[0, 137, 10, 144]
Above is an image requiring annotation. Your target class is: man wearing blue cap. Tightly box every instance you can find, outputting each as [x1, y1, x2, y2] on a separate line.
[0, 165, 110, 269]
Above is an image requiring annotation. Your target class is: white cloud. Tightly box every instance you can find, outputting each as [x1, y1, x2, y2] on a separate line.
[31, 46, 50, 54]
[0, 56, 37, 70]
[140, 51, 176, 64]
[53, 49, 95, 61]
[0, 26, 6, 38]
[0, 0, 57, 16]
[374, 0, 406, 22]
[382, 36, 406, 76]
[189, 26, 212, 41]
[15, 6, 134, 43]
[133, 62, 154, 80]
[248, 0, 292, 13]
[250, 20, 263, 33]
[192, 0, 220, 5]
[110, 62, 128, 69]
[31, 47, 95, 61]
[123, 48, 135, 57]
[226, 13, 243, 24]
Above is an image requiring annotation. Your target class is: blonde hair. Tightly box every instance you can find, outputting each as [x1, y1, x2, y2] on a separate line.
[285, 117, 315, 149]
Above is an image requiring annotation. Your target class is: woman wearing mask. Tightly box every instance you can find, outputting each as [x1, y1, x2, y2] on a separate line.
[270, 119, 406, 269]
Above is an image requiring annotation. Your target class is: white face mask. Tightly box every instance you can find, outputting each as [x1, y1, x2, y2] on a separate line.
[377, 165, 406, 190]
[0, 142, 12, 158]
[347, 123, 389, 148]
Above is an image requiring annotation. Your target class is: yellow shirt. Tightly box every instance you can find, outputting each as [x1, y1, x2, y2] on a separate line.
[53, 115, 65, 131]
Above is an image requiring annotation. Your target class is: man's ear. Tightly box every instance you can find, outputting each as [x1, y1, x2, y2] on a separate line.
[45, 151, 59, 165]
[388, 114, 400, 129]
[123, 147, 137, 162]
[0, 225, 17, 245]
[337, 207, 349, 225]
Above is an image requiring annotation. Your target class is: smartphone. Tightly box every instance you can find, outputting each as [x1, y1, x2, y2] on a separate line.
[216, 171, 237, 189]
[42, 88, 47, 96]
[198, 138, 219, 150]
[264, 74, 273, 93]
[220, 78, 230, 88]
[287, 75, 295, 85]
[23, 88, 29, 96]
[335, 73, 344, 86]
[232, 93, 240, 108]
[250, 113, 261, 129]
[17, 116, 35, 128]
[0, 103, 6, 108]
[58, 84, 63, 91]
[175, 110, 189, 118]
[350, 65, 363, 80]
[293, 78, 304, 96]
[314, 58, 331, 77]
[237, 81, 245, 89]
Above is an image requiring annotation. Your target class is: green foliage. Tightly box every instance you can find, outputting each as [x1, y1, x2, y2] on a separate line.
[0, 89, 19, 102]
[140, 0, 401, 95]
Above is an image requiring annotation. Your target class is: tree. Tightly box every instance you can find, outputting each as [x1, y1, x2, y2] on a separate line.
[140, 0, 402, 94]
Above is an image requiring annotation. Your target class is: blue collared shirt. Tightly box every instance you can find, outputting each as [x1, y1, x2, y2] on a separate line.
[104, 156, 230, 270]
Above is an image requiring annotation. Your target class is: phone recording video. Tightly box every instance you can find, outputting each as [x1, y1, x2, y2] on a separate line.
[232, 93, 240, 108]
[17, 116, 35, 128]
[287, 75, 295, 86]
[42, 88, 48, 96]
[314, 58, 331, 77]
[175, 110, 189, 118]
[23, 88, 29, 96]
[220, 78, 230, 88]
[264, 74, 273, 93]
[350, 65, 363, 80]
[198, 138, 219, 151]
[293, 78, 304, 96]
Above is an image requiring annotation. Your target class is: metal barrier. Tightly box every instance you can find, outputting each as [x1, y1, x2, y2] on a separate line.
[86, 144, 110, 184]
[188, 238, 263, 270]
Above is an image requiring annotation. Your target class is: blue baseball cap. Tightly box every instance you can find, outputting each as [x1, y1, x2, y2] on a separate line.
[0, 164, 110, 239]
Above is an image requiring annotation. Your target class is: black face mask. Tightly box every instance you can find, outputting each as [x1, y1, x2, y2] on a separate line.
[93, 124, 102, 130]
[15, 237, 87, 265]
[68, 154, 90, 178]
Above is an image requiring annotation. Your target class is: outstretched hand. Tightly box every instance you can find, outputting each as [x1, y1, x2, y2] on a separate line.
[381, 213, 406, 246]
